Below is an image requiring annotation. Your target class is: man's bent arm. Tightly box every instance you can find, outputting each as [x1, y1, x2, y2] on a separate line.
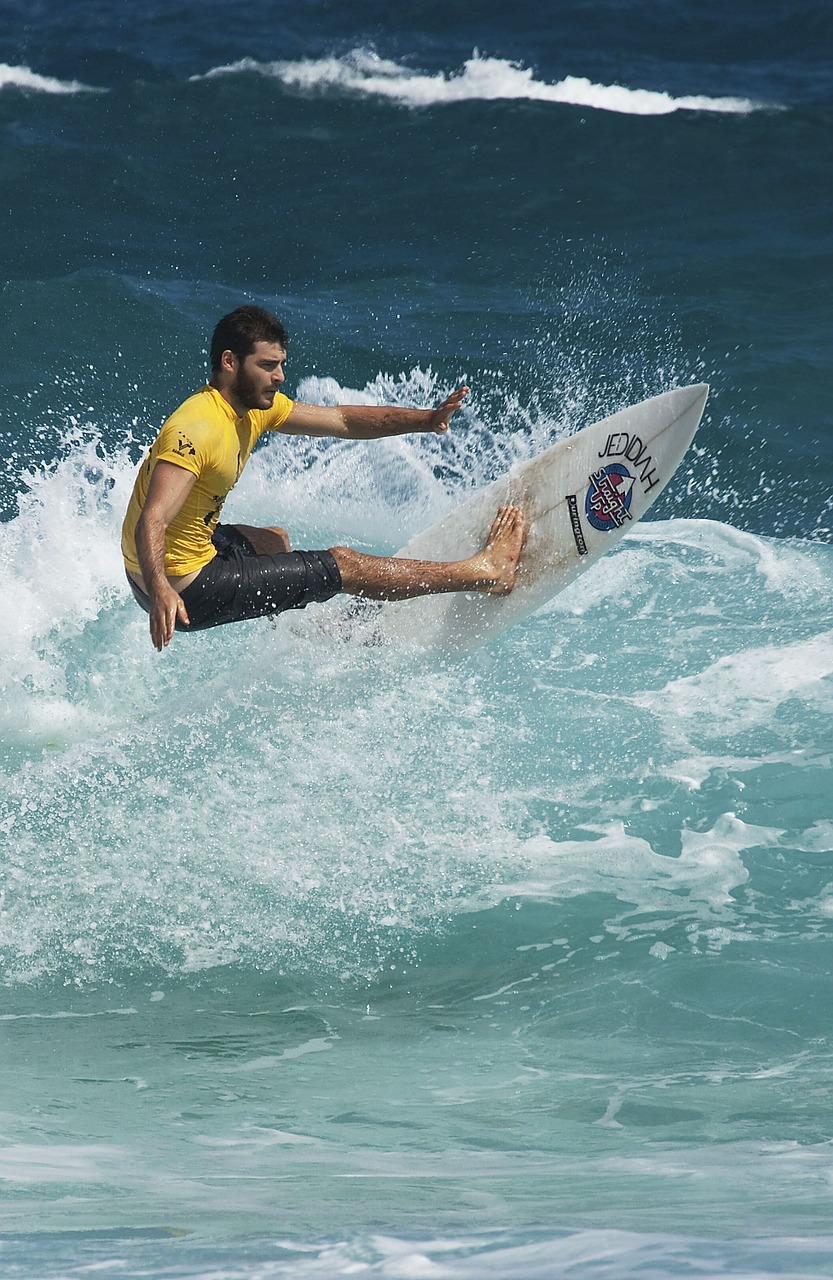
[134, 461, 197, 650]
[282, 386, 469, 440]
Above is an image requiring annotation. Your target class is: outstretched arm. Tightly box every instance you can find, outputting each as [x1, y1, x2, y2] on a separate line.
[134, 461, 197, 651]
[280, 385, 469, 439]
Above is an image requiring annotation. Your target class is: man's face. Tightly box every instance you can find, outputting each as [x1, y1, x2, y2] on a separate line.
[231, 341, 287, 411]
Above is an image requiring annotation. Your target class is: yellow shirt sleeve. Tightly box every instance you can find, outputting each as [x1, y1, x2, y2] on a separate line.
[152, 416, 211, 478]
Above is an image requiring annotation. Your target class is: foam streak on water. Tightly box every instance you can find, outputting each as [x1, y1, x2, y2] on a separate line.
[198, 49, 767, 115]
[0, 63, 99, 94]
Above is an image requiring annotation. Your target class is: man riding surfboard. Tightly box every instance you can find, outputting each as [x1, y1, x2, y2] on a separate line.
[122, 306, 525, 650]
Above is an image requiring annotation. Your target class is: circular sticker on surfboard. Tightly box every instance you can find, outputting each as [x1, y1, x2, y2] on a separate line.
[585, 463, 635, 531]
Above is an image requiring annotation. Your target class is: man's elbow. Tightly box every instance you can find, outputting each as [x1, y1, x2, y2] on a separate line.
[135, 507, 167, 546]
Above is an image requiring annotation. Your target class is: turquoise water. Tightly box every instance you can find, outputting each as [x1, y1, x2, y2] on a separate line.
[2, 2, 833, 1275]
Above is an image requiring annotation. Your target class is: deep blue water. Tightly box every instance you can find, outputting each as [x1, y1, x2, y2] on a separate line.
[1, 3, 832, 1277]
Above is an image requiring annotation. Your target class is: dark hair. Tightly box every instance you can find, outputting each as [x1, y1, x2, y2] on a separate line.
[210, 306, 289, 371]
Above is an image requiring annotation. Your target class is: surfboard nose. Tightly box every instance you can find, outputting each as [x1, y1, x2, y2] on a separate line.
[668, 383, 709, 439]
[680, 382, 709, 413]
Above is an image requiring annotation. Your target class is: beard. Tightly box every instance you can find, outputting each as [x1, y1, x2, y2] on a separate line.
[231, 365, 275, 412]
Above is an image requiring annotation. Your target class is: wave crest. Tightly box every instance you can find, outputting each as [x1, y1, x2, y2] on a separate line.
[197, 49, 767, 117]
[0, 62, 100, 95]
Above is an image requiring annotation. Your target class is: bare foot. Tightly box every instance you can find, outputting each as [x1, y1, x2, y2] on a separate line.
[476, 505, 527, 595]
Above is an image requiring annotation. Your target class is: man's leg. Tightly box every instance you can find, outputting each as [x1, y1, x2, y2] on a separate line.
[330, 505, 525, 602]
[231, 523, 292, 554]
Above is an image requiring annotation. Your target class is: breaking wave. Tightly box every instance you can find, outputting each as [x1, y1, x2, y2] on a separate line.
[197, 48, 768, 116]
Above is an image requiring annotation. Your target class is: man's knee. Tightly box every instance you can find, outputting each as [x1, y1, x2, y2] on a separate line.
[329, 546, 364, 588]
[266, 525, 292, 552]
[236, 523, 292, 555]
[330, 546, 364, 566]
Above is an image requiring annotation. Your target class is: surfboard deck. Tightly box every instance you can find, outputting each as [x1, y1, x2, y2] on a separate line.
[369, 383, 708, 651]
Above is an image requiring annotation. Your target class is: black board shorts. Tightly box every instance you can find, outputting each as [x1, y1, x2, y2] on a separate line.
[127, 524, 342, 632]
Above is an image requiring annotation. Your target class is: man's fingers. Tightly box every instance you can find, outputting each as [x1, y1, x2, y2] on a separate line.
[163, 597, 184, 644]
[150, 611, 172, 650]
[150, 616, 164, 651]
[149, 591, 187, 651]
[432, 385, 469, 433]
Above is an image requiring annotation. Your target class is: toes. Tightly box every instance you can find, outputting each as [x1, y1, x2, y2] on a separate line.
[488, 504, 525, 546]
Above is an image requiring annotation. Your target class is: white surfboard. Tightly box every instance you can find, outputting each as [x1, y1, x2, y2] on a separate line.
[373, 383, 708, 651]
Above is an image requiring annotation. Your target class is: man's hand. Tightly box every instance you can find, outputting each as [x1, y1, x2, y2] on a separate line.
[148, 581, 190, 652]
[427, 385, 469, 434]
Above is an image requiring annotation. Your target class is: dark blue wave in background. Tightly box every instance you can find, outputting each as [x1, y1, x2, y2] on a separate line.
[0, 0, 830, 541]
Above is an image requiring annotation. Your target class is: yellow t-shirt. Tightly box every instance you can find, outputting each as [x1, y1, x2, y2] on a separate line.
[121, 385, 294, 576]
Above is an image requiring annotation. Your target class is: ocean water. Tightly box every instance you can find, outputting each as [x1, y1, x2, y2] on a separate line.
[1, 2, 832, 1276]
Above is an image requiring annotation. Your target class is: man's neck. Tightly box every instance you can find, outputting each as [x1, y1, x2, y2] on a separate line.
[209, 376, 246, 418]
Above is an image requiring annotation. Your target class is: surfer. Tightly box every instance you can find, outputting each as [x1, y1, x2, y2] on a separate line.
[122, 305, 526, 650]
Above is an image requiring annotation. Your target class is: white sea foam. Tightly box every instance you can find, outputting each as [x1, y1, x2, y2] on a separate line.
[637, 631, 833, 736]
[0, 62, 100, 95]
[0, 1143, 128, 1183]
[197, 49, 765, 116]
[461, 812, 767, 943]
[2, 369, 831, 984]
[0, 434, 141, 743]
[235, 369, 527, 551]
[235, 1229, 833, 1279]
[634, 518, 829, 596]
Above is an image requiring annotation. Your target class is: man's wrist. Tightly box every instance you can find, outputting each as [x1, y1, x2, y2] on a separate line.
[145, 571, 172, 600]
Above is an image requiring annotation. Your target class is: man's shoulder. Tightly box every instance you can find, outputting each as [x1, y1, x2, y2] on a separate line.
[152, 387, 228, 471]
[163, 385, 228, 430]
[158, 386, 228, 445]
